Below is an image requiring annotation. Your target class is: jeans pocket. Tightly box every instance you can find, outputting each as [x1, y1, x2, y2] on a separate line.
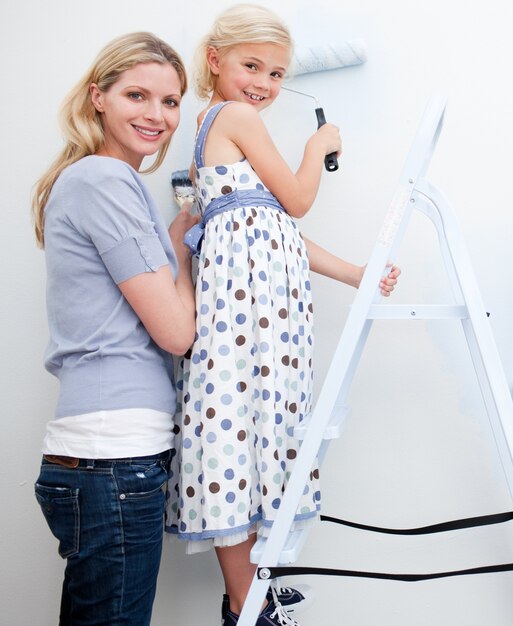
[35, 483, 80, 558]
[118, 461, 167, 501]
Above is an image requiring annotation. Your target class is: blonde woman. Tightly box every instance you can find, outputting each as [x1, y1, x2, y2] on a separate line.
[33, 32, 196, 626]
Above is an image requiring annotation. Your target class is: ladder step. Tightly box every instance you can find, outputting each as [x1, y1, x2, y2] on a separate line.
[250, 528, 308, 565]
[368, 304, 468, 320]
[294, 404, 350, 440]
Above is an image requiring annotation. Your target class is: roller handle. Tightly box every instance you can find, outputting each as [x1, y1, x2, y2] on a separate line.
[315, 107, 339, 172]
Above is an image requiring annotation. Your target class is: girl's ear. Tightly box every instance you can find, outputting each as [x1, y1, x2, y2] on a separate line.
[90, 83, 104, 112]
[206, 47, 221, 75]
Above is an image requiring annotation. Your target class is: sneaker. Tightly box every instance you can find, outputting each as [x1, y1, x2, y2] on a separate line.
[269, 583, 311, 614]
[223, 595, 301, 626]
[221, 582, 311, 621]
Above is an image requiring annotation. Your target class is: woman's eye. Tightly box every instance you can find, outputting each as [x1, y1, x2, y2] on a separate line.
[164, 98, 178, 107]
[128, 92, 143, 101]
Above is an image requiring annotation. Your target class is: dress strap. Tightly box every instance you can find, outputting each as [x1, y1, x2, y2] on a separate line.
[194, 101, 233, 169]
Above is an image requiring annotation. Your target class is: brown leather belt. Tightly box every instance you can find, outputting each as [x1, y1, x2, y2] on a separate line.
[43, 454, 80, 468]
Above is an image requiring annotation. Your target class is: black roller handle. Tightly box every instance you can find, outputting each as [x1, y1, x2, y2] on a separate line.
[315, 107, 339, 172]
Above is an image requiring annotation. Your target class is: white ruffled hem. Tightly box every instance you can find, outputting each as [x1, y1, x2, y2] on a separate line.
[168, 516, 318, 555]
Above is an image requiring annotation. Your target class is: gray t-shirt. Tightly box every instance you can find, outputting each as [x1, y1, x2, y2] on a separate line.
[43, 155, 179, 418]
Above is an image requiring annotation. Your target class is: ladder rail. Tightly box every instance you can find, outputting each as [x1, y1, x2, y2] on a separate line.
[416, 179, 513, 495]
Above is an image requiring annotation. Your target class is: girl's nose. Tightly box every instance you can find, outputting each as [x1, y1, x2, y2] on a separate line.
[254, 73, 271, 92]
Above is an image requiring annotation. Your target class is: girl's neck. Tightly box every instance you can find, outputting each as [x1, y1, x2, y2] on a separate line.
[208, 95, 228, 108]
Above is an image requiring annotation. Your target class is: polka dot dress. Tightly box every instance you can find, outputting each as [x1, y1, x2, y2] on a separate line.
[165, 102, 320, 548]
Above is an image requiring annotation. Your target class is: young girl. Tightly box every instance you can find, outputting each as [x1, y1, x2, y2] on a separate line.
[33, 32, 196, 625]
[166, 5, 399, 625]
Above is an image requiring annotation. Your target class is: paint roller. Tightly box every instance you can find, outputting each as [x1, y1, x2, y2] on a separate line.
[284, 39, 368, 172]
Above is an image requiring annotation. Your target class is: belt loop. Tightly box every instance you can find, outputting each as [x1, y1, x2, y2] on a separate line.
[86, 459, 95, 470]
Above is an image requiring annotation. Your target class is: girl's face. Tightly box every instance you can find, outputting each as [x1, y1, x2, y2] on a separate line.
[208, 42, 290, 111]
[90, 62, 182, 170]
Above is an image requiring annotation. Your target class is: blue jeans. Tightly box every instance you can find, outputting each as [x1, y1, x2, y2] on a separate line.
[34, 451, 170, 626]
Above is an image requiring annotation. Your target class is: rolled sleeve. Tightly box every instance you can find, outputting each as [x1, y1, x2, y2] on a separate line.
[101, 233, 169, 284]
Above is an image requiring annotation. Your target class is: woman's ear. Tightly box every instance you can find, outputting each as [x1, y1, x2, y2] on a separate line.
[90, 83, 104, 112]
[206, 47, 221, 76]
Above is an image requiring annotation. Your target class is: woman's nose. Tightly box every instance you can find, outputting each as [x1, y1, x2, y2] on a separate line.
[144, 99, 164, 122]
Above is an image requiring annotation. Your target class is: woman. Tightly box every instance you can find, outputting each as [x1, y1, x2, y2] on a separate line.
[32, 32, 195, 626]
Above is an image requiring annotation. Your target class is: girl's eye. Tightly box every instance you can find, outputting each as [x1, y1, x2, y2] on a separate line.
[245, 63, 257, 71]
[271, 71, 284, 79]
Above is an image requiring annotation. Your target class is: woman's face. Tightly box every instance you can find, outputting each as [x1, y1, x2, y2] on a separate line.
[90, 62, 182, 170]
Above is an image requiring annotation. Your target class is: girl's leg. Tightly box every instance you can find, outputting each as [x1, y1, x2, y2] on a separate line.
[215, 535, 266, 615]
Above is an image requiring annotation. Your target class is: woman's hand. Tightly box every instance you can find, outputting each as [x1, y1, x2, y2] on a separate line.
[168, 201, 199, 259]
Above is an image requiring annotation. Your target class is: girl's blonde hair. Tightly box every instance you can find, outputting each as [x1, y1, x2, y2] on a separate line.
[194, 3, 292, 100]
[33, 31, 187, 248]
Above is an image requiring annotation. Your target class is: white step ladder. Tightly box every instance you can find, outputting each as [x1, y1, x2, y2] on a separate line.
[237, 94, 513, 625]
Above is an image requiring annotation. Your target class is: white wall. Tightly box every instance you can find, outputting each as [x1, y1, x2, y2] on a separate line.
[3, 0, 513, 624]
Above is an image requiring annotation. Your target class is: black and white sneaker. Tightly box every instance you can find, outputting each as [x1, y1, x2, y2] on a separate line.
[223, 592, 302, 626]
[221, 582, 311, 622]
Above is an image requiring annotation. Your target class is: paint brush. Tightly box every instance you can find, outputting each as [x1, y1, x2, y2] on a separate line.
[171, 170, 195, 208]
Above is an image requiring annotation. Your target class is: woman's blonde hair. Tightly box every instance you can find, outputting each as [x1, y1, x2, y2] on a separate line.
[194, 3, 292, 100]
[33, 31, 187, 248]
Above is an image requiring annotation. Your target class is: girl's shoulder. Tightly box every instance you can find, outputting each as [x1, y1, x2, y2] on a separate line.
[198, 101, 259, 129]
[218, 101, 259, 121]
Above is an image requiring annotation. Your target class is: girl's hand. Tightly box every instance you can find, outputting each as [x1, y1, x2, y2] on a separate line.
[379, 264, 401, 297]
[310, 123, 342, 158]
[168, 202, 199, 258]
